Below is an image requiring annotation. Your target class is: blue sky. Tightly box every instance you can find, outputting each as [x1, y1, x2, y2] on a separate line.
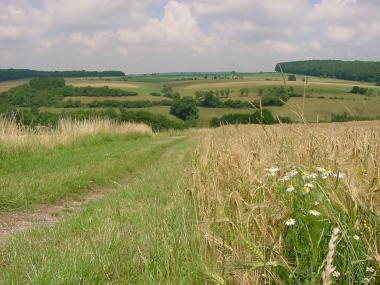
[0, 0, 379, 73]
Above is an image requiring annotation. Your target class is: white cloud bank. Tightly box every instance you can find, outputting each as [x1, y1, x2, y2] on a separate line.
[0, 0, 379, 73]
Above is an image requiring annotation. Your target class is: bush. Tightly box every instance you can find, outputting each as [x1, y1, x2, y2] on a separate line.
[350, 86, 373, 96]
[150, 92, 162, 97]
[87, 99, 172, 108]
[288, 74, 297, 81]
[198, 91, 221, 107]
[261, 96, 284, 106]
[119, 110, 194, 131]
[4, 108, 193, 131]
[210, 109, 289, 127]
[61, 99, 83, 108]
[29, 77, 65, 90]
[331, 112, 374, 122]
[170, 97, 199, 120]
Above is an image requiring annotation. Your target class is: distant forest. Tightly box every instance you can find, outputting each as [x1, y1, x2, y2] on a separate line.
[275, 60, 380, 83]
[0, 69, 125, 82]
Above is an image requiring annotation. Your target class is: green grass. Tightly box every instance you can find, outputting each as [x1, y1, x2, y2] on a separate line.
[0, 134, 206, 284]
[0, 133, 179, 210]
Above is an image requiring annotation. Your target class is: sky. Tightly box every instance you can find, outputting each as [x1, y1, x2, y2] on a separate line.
[0, 0, 379, 74]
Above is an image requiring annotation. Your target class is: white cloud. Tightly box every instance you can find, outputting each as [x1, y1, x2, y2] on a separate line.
[119, 1, 213, 50]
[326, 26, 356, 42]
[70, 31, 115, 50]
[307, 0, 357, 22]
[213, 20, 256, 35]
[189, 0, 250, 15]
[261, 40, 299, 54]
[0, 0, 379, 72]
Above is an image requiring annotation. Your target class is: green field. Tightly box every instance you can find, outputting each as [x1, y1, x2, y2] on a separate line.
[2, 72, 380, 127]
[0, 132, 205, 283]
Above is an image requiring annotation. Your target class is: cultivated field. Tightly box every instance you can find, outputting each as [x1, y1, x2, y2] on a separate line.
[60, 72, 380, 122]
[2, 73, 380, 126]
[193, 121, 380, 284]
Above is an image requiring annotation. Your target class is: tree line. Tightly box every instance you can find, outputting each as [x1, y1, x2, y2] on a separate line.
[0, 69, 125, 82]
[275, 60, 380, 83]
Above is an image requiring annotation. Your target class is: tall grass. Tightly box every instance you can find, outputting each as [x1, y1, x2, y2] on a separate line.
[0, 117, 152, 149]
[193, 121, 379, 284]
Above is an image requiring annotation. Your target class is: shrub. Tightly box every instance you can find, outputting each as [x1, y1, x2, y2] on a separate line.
[210, 109, 287, 127]
[198, 91, 221, 108]
[170, 97, 199, 120]
[119, 110, 194, 131]
[350, 86, 373, 96]
[288, 74, 297, 81]
[29, 77, 65, 90]
[87, 99, 172, 108]
[330, 112, 373, 122]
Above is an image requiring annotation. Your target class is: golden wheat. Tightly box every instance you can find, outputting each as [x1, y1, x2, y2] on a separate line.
[0, 117, 152, 148]
[193, 121, 380, 284]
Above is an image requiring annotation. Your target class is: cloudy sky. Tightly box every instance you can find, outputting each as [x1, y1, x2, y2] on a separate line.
[1, 0, 379, 73]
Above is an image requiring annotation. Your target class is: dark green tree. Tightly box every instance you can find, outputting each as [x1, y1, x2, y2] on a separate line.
[199, 91, 221, 107]
[170, 96, 199, 120]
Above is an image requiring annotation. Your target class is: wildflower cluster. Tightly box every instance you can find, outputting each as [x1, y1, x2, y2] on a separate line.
[266, 165, 346, 226]
[265, 164, 379, 283]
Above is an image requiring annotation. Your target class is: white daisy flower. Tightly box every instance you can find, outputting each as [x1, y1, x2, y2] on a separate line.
[362, 277, 371, 283]
[285, 218, 296, 226]
[313, 201, 320, 206]
[286, 185, 295, 192]
[332, 172, 346, 179]
[353, 235, 360, 240]
[304, 183, 315, 188]
[279, 176, 290, 182]
[267, 167, 280, 176]
[309, 173, 318, 179]
[316, 167, 326, 173]
[301, 186, 310, 194]
[366, 267, 375, 273]
[331, 271, 341, 278]
[321, 173, 329, 179]
[309, 210, 321, 216]
[285, 170, 298, 178]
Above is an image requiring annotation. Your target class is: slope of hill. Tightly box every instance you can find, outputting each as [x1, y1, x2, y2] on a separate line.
[275, 60, 380, 83]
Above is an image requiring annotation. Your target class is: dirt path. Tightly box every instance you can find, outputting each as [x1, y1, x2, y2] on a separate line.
[0, 136, 193, 246]
[0, 187, 113, 245]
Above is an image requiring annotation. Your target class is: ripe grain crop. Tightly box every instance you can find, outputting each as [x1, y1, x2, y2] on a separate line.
[193, 121, 380, 284]
[0, 117, 152, 149]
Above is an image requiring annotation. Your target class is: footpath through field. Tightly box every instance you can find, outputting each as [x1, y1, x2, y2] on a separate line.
[0, 134, 205, 284]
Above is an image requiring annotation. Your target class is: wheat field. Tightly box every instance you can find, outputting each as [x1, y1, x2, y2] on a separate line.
[0, 117, 152, 149]
[193, 121, 380, 284]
